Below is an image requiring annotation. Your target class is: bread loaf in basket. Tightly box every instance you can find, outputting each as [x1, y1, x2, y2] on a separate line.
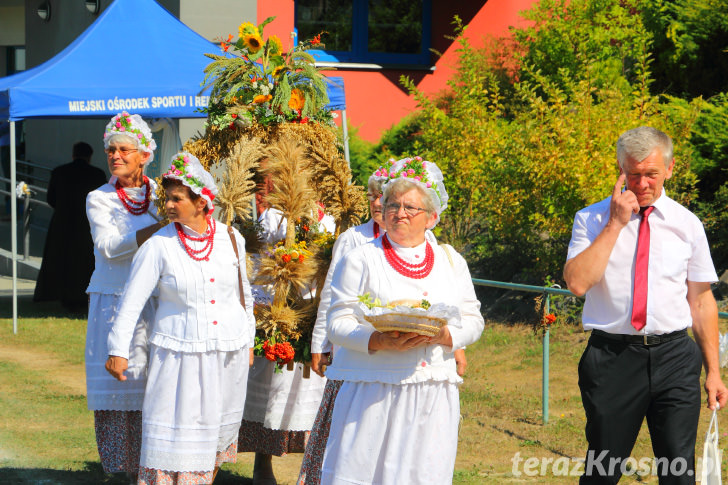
[356, 294, 459, 337]
[362, 312, 446, 337]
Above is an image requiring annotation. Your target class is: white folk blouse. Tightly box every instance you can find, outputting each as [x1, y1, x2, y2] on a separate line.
[312, 219, 379, 354]
[258, 207, 286, 244]
[325, 237, 484, 385]
[86, 177, 160, 295]
[108, 222, 256, 358]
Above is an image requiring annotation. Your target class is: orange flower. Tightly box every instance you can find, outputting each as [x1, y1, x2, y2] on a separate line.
[288, 89, 305, 111]
[220, 42, 229, 52]
[311, 31, 326, 46]
[253, 94, 272, 104]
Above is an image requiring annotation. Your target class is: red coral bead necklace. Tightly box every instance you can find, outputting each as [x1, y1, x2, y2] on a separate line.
[382, 234, 434, 279]
[116, 176, 151, 215]
[176, 216, 216, 261]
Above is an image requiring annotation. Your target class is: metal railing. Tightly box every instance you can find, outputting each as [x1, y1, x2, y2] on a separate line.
[12, 158, 51, 187]
[1, 170, 51, 260]
[471, 278, 728, 425]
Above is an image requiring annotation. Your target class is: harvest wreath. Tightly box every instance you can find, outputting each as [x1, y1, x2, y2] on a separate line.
[171, 18, 368, 373]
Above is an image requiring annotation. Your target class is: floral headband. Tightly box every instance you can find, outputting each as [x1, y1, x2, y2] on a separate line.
[367, 158, 397, 193]
[370, 158, 396, 183]
[103, 111, 157, 160]
[387, 156, 449, 223]
[163, 152, 218, 210]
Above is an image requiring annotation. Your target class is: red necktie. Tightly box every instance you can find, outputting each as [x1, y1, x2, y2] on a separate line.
[631, 206, 654, 331]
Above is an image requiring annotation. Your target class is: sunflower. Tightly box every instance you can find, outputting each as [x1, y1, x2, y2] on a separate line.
[268, 34, 283, 55]
[288, 89, 305, 111]
[243, 32, 264, 53]
[272, 65, 286, 78]
[238, 22, 256, 38]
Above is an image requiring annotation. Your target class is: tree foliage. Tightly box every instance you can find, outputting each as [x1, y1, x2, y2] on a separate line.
[642, 0, 728, 98]
[392, 1, 719, 283]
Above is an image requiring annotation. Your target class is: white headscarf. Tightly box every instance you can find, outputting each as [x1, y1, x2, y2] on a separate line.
[162, 152, 218, 210]
[103, 111, 157, 161]
[386, 156, 449, 224]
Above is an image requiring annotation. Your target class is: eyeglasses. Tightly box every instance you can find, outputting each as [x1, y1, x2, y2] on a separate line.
[384, 202, 426, 217]
[366, 192, 382, 202]
[105, 147, 138, 156]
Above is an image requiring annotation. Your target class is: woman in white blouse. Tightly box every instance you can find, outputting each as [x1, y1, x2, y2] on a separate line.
[298, 162, 468, 485]
[85, 112, 162, 479]
[320, 158, 484, 485]
[106, 152, 256, 484]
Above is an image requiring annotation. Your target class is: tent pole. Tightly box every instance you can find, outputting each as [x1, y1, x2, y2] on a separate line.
[10, 121, 18, 334]
[341, 109, 350, 168]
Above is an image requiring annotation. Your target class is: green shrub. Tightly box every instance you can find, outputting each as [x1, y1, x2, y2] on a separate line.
[396, 2, 705, 284]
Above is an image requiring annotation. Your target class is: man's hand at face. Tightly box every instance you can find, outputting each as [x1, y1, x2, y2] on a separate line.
[609, 172, 640, 228]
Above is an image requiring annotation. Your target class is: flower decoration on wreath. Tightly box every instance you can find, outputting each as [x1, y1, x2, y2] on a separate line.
[263, 339, 295, 368]
[271, 240, 312, 265]
[387, 156, 449, 225]
[162, 152, 219, 210]
[535, 312, 557, 336]
[103, 111, 157, 160]
[201, 16, 332, 130]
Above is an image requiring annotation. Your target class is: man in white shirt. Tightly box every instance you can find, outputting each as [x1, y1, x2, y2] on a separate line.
[564, 126, 728, 483]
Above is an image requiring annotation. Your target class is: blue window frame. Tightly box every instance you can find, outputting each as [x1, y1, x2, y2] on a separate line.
[295, 0, 432, 66]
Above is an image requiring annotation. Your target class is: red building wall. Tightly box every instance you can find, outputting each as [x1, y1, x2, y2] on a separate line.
[258, 0, 534, 142]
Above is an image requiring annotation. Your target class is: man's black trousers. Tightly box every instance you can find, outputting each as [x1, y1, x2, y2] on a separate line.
[578, 331, 703, 484]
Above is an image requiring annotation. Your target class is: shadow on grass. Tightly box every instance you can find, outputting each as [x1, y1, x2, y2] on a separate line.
[0, 463, 253, 484]
[0, 294, 87, 320]
[1, 462, 126, 484]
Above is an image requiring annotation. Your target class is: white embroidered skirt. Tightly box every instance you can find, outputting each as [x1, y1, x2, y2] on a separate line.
[321, 380, 460, 485]
[140, 345, 249, 473]
[243, 356, 327, 431]
[86, 293, 154, 411]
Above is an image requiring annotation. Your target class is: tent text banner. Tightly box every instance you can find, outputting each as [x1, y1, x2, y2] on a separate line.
[67, 96, 210, 114]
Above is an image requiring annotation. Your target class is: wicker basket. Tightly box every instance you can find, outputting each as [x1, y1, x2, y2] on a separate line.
[363, 312, 446, 337]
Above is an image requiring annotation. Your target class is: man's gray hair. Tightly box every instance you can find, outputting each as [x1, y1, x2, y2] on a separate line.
[616, 126, 673, 168]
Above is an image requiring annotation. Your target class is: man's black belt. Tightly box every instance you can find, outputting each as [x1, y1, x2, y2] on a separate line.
[590, 328, 688, 346]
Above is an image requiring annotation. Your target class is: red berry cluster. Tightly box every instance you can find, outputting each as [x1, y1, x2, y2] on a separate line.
[262, 340, 295, 365]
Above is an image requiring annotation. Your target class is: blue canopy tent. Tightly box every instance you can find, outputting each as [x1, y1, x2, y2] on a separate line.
[0, 0, 347, 331]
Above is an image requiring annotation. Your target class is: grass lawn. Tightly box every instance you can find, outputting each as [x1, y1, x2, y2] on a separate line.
[1, 294, 727, 483]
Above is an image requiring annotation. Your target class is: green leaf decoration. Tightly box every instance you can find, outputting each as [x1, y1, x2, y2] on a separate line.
[199, 15, 334, 129]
